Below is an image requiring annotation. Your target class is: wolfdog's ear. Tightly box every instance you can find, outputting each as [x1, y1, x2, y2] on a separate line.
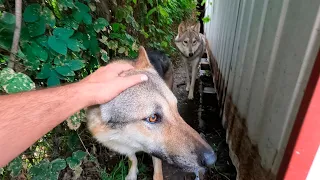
[192, 22, 201, 33]
[135, 46, 152, 69]
[178, 21, 187, 35]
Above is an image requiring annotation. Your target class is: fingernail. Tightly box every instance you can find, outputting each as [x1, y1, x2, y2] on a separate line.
[141, 75, 148, 81]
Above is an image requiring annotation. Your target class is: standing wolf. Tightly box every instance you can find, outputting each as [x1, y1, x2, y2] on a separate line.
[86, 47, 216, 180]
[175, 21, 207, 100]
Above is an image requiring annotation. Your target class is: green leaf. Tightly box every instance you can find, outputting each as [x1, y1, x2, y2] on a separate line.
[23, 4, 41, 23]
[53, 28, 74, 41]
[53, 56, 66, 65]
[99, 35, 108, 45]
[89, 3, 96, 11]
[48, 36, 67, 55]
[159, 6, 169, 17]
[132, 0, 137, 4]
[100, 49, 109, 62]
[146, 7, 157, 18]
[74, 2, 90, 12]
[42, 7, 56, 27]
[67, 132, 80, 151]
[118, 47, 125, 54]
[93, 18, 109, 32]
[62, 17, 79, 30]
[30, 41, 48, 61]
[111, 23, 120, 32]
[58, 0, 74, 10]
[51, 158, 66, 172]
[0, 68, 15, 86]
[36, 64, 51, 79]
[7, 156, 22, 177]
[1, 12, 15, 24]
[82, 13, 92, 25]
[202, 16, 210, 23]
[106, 40, 118, 50]
[67, 60, 84, 71]
[161, 41, 168, 48]
[72, 150, 87, 161]
[147, 0, 153, 6]
[36, 35, 48, 48]
[27, 18, 46, 37]
[29, 159, 50, 177]
[72, 2, 91, 24]
[67, 111, 84, 130]
[72, 10, 83, 22]
[55, 66, 75, 76]
[24, 47, 41, 70]
[201, 0, 206, 6]
[66, 157, 80, 170]
[47, 70, 60, 87]
[89, 37, 99, 55]
[66, 38, 81, 52]
[2, 72, 35, 94]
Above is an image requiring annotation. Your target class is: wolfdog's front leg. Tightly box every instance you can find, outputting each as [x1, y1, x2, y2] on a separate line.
[188, 58, 200, 100]
[126, 154, 138, 180]
[183, 57, 190, 91]
[152, 156, 163, 180]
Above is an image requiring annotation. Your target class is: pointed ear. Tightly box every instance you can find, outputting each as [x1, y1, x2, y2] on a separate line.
[135, 46, 152, 69]
[178, 21, 187, 35]
[192, 22, 201, 33]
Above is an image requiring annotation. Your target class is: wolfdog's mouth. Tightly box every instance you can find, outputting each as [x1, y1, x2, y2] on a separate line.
[151, 151, 205, 172]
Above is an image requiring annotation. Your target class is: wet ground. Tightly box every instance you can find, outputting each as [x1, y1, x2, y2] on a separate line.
[159, 57, 237, 180]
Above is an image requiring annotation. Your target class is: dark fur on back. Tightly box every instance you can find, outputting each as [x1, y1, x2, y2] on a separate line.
[146, 49, 174, 90]
[146, 50, 171, 79]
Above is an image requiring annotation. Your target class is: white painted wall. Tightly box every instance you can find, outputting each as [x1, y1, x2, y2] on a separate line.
[204, 0, 320, 174]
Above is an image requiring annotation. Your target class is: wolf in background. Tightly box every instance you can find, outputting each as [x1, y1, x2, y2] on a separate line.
[175, 21, 207, 100]
[86, 47, 216, 180]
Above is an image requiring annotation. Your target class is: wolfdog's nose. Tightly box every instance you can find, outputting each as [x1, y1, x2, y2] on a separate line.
[201, 151, 217, 166]
[189, 53, 194, 57]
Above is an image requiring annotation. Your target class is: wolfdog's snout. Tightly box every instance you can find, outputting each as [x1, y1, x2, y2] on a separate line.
[200, 150, 217, 166]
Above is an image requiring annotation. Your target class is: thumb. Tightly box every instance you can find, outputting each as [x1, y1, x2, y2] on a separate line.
[117, 74, 148, 91]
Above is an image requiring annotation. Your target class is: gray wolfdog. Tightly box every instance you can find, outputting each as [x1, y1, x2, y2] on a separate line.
[86, 47, 216, 180]
[175, 21, 207, 100]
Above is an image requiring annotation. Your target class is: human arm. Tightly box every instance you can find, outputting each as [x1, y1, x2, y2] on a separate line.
[0, 63, 148, 167]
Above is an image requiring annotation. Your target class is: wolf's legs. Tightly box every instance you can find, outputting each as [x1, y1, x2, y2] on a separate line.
[183, 57, 191, 91]
[188, 58, 200, 100]
[152, 156, 163, 180]
[126, 154, 138, 180]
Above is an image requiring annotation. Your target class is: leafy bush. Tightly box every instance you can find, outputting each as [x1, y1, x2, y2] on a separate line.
[0, 0, 198, 179]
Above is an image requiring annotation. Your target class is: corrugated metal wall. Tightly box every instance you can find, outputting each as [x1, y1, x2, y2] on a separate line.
[204, 0, 320, 179]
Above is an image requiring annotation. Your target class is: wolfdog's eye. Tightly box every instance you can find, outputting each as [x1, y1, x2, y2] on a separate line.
[193, 40, 197, 44]
[145, 114, 159, 123]
[183, 40, 188, 44]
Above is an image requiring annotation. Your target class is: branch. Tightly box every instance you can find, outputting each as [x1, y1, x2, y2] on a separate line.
[8, 0, 22, 69]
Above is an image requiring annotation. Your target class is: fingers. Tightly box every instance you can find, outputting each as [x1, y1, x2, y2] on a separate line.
[116, 74, 148, 92]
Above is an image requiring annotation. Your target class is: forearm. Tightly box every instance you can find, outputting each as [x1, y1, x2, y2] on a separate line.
[0, 83, 89, 167]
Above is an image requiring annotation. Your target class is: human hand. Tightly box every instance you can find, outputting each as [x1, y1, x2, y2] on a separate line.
[78, 62, 148, 106]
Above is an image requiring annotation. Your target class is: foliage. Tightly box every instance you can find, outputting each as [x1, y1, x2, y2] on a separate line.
[0, 0, 198, 178]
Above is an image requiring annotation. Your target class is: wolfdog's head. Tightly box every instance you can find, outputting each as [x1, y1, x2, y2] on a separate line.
[175, 21, 203, 58]
[86, 47, 216, 172]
